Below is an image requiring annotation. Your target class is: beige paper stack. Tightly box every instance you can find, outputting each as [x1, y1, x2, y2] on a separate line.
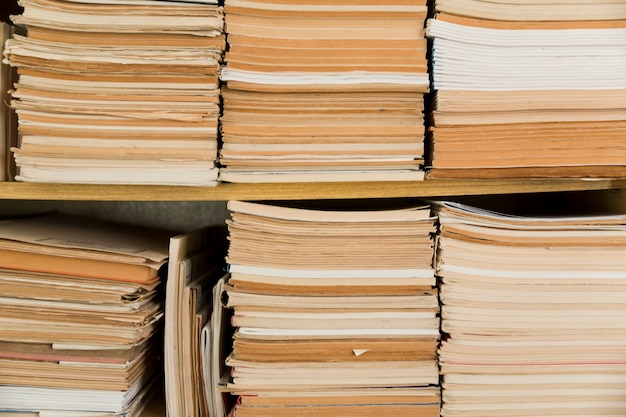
[0, 212, 171, 415]
[425, 2, 626, 178]
[218, 0, 430, 183]
[221, 200, 441, 417]
[4, 0, 224, 185]
[435, 201, 626, 417]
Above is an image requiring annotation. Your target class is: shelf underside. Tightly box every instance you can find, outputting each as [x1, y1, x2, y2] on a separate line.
[1, 178, 626, 201]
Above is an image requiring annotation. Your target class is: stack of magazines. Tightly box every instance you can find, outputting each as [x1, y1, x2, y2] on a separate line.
[219, 0, 430, 183]
[5, 0, 224, 185]
[435, 201, 626, 416]
[221, 200, 441, 416]
[426, 0, 626, 178]
[0, 213, 171, 415]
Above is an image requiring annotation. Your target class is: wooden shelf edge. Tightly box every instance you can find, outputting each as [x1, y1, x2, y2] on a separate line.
[1, 178, 625, 201]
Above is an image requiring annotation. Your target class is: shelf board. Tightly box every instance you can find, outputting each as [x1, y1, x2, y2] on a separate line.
[1, 178, 625, 201]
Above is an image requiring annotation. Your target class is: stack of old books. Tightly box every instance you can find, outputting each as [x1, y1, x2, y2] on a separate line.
[222, 200, 441, 417]
[435, 201, 626, 417]
[0, 212, 171, 415]
[425, 0, 626, 178]
[219, 0, 430, 183]
[4, 0, 224, 185]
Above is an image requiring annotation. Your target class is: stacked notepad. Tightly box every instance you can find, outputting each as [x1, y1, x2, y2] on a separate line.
[222, 201, 440, 416]
[0, 213, 171, 415]
[219, 0, 430, 183]
[4, 0, 224, 185]
[425, 2, 626, 178]
[435, 201, 626, 417]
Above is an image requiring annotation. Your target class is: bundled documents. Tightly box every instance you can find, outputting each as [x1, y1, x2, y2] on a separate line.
[5, 0, 224, 185]
[219, 0, 430, 182]
[221, 200, 441, 416]
[0, 212, 172, 415]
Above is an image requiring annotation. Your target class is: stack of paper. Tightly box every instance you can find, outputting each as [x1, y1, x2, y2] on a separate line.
[0, 213, 171, 415]
[163, 226, 230, 417]
[4, 0, 224, 185]
[222, 200, 441, 416]
[0, 21, 18, 181]
[435, 201, 626, 417]
[433, 0, 626, 21]
[425, 4, 626, 178]
[218, 0, 430, 183]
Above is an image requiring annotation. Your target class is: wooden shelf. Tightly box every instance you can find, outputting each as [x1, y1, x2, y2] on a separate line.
[1, 178, 625, 201]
